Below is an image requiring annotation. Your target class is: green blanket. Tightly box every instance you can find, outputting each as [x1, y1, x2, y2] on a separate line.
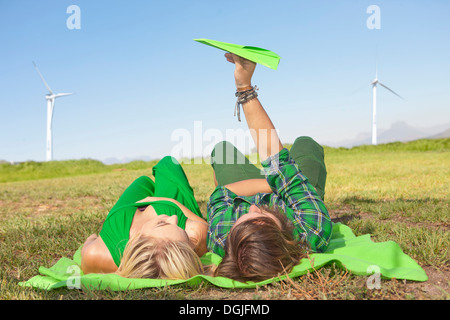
[19, 223, 427, 291]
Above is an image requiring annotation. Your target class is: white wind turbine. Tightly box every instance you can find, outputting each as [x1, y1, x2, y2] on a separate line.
[33, 61, 73, 161]
[370, 68, 403, 145]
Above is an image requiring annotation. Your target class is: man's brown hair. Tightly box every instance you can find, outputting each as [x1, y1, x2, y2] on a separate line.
[214, 206, 306, 282]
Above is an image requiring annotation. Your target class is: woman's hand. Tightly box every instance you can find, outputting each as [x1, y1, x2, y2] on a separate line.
[137, 196, 207, 224]
[225, 53, 256, 89]
[136, 197, 158, 203]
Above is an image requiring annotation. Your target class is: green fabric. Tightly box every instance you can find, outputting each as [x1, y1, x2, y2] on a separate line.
[100, 156, 203, 267]
[194, 38, 281, 70]
[19, 223, 427, 291]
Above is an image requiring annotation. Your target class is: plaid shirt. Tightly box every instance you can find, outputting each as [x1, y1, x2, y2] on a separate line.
[206, 148, 332, 257]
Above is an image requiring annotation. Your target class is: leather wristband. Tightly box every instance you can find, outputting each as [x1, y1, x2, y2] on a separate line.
[236, 85, 253, 92]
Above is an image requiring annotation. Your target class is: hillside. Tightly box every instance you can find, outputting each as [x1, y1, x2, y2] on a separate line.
[1, 138, 448, 184]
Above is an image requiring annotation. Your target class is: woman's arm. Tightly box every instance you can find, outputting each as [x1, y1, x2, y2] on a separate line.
[168, 200, 209, 256]
[224, 179, 273, 197]
[81, 235, 118, 274]
[185, 219, 208, 256]
[81, 234, 98, 256]
[136, 196, 206, 223]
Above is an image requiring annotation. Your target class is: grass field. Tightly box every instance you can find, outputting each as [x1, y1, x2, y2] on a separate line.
[0, 138, 448, 300]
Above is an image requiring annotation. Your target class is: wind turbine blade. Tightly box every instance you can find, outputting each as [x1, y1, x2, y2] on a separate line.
[378, 82, 403, 99]
[54, 93, 74, 98]
[32, 61, 54, 94]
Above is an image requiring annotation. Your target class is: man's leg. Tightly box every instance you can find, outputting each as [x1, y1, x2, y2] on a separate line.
[289, 136, 327, 200]
[210, 141, 264, 186]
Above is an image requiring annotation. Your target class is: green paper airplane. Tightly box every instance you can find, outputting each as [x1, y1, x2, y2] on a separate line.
[194, 38, 281, 70]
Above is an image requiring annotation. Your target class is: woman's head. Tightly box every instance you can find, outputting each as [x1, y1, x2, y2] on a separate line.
[139, 214, 190, 243]
[116, 233, 205, 280]
[116, 214, 205, 280]
[215, 205, 305, 282]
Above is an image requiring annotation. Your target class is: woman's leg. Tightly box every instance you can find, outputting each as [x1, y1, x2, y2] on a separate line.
[210, 141, 264, 186]
[289, 136, 327, 200]
[110, 176, 156, 212]
[152, 156, 202, 217]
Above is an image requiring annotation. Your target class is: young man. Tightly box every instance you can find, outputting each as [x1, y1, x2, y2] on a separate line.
[206, 53, 332, 282]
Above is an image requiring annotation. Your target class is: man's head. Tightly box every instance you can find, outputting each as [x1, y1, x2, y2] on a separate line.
[214, 205, 306, 282]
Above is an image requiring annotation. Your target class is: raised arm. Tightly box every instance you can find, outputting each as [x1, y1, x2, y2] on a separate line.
[225, 53, 283, 161]
[225, 53, 332, 252]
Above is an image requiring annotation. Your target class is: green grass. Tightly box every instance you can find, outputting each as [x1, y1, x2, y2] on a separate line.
[0, 138, 449, 300]
[0, 159, 159, 183]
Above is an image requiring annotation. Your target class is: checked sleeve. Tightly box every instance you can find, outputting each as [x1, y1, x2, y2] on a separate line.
[206, 186, 237, 257]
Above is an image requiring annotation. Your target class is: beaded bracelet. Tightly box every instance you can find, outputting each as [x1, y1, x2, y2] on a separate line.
[234, 85, 259, 121]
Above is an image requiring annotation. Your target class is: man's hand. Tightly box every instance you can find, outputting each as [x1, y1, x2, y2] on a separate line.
[225, 53, 256, 89]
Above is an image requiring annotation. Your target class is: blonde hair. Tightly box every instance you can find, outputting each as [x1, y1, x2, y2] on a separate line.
[116, 233, 205, 280]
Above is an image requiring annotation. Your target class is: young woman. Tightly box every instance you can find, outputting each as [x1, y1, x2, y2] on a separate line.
[206, 53, 333, 282]
[81, 156, 208, 280]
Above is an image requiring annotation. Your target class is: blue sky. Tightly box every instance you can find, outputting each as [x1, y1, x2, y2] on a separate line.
[1, 0, 449, 163]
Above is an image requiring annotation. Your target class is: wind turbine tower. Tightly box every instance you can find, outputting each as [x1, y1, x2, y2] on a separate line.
[370, 70, 403, 145]
[33, 62, 73, 161]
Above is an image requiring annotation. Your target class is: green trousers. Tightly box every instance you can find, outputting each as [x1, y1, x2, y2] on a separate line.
[210, 136, 327, 200]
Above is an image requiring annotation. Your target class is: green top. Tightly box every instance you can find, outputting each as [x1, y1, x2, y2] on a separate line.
[99, 156, 203, 267]
[99, 196, 187, 267]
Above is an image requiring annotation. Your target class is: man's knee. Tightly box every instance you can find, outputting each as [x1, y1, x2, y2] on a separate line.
[211, 141, 235, 154]
[211, 141, 238, 165]
[293, 136, 324, 157]
[294, 136, 321, 147]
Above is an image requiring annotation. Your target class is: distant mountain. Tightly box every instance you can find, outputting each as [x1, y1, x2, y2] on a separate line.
[428, 128, 450, 139]
[324, 121, 450, 148]
[374, 121, 429, 144]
